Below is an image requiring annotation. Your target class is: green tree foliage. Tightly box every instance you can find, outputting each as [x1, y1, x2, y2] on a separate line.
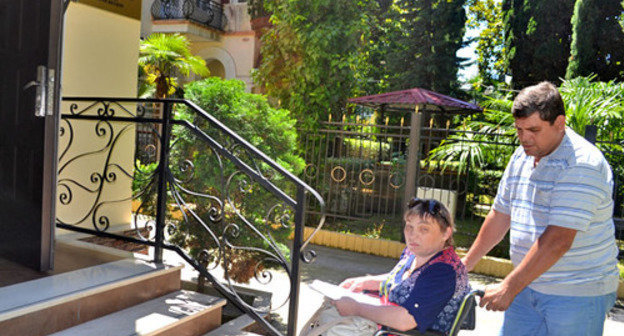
[253, 0, 371, 127]
[432, 77, 624, 173]
[139, 33, 209, 98]
[169, 77, 304, 282]
[465, 0, 506, 85]
[387, 0, 467, 94]
[356, 0, 397, 95]
[503, 0, 574, 88]
[621, 0, 624, 30]
[559, 75, 624, 139]
[566, 0, 624, 81]
[254, 0, 469, 127]
[430, 77, 624, 219]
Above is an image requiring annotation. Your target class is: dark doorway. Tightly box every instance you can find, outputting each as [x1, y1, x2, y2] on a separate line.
[0, 1, 63, 272]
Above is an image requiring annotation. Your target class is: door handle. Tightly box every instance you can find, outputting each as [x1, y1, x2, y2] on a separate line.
[23, 65, 48, 118]
[23, 80, 40, 90]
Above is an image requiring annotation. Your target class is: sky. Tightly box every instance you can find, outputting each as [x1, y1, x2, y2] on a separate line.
[456, 20, 481, 82]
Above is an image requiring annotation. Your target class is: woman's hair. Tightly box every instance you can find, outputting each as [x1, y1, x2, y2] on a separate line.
[404, 198, 455, 247]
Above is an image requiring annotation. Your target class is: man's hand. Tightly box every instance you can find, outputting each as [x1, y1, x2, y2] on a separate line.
[479, 283, 517, 311]
[479, 225, 577, 312]
[332, 297, 359, 316]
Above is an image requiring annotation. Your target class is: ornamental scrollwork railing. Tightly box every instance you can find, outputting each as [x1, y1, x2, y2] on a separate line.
[57, 97, 326, 336]
[151, 0, 225, 31]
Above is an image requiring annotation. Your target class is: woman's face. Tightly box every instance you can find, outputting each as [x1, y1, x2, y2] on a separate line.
[404, 214, 451, 258]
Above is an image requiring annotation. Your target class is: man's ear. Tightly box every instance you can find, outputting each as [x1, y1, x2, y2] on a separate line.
[555, 115, 566, 130]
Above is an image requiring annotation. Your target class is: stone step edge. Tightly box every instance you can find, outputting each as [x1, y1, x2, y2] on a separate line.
[203, 314, 258, 336]
[181, 279, 271, 336]
[50, 290, 226, 336]
[0, 259, 184, 322]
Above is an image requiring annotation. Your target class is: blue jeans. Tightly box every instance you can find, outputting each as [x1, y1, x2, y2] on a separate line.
[499, 287, 616, 336]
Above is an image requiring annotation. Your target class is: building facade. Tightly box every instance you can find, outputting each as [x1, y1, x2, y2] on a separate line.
[141, 0, 262, 91]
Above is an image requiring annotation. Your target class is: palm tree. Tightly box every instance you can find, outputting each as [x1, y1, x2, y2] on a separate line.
[139, 33, 209, 98]
[428, 94, 517, 174]
[559, 75, 624, 139]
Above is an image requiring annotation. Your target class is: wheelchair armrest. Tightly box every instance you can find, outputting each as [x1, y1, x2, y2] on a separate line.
[374, 329, 410, 336]
[374, 328, 444, 336]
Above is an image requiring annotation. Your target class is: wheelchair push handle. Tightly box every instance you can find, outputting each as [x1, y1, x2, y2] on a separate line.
[448, 289, 484, 336]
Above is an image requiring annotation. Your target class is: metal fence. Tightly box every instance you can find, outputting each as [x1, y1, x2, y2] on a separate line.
[300, 117, 411, 223]
[300, 116, 624, 259]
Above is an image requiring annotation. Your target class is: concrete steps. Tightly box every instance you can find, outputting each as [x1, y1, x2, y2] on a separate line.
[182, 280, 272, 336]
[51, 290, 226, 336]
[0, 258, 225, 336]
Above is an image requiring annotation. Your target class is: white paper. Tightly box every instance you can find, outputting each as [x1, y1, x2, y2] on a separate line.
[308, 280, 383, 306]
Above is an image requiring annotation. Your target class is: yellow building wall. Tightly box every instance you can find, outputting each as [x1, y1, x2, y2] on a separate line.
[62, 4, 140, 97]
[57, 3, 140, 231]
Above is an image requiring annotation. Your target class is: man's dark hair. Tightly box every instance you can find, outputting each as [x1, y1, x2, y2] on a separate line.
[512, 81, 565, 124]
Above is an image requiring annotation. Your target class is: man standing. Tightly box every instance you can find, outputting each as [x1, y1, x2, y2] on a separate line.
[462, 82, 619, 335]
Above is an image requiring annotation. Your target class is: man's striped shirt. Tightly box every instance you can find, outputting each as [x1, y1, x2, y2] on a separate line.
[493, 128, 619, 296]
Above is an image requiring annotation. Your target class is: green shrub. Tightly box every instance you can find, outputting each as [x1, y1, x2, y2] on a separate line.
[325, 157, 376, 171]
[342, 138, 391, 160]
[182, 78, 304, 174]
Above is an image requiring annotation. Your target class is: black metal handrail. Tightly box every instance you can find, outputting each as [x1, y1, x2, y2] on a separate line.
[151, 0, 225, 31]
[57, 97, 326, 336]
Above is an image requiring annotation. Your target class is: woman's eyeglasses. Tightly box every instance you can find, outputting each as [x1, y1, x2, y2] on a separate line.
[408, 197, 439, 213]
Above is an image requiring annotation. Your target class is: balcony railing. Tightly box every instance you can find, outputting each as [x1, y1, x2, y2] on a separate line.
[151, 0, 225, 31]
[56, 97, 326, 336]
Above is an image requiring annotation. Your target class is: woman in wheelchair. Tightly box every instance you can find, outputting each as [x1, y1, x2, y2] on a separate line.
[333, 198, 470, 334]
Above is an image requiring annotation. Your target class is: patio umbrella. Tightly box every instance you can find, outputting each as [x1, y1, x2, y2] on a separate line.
[348, 88, 482, 209]
[348, 87, 482, 113]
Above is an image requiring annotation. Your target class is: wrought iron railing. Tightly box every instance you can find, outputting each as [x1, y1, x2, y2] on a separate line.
[151, 0, 225, 31]
[57, 97, 325, 336]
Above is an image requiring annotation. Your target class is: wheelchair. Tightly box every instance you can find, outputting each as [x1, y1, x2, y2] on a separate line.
[374, 289, 484, 336]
